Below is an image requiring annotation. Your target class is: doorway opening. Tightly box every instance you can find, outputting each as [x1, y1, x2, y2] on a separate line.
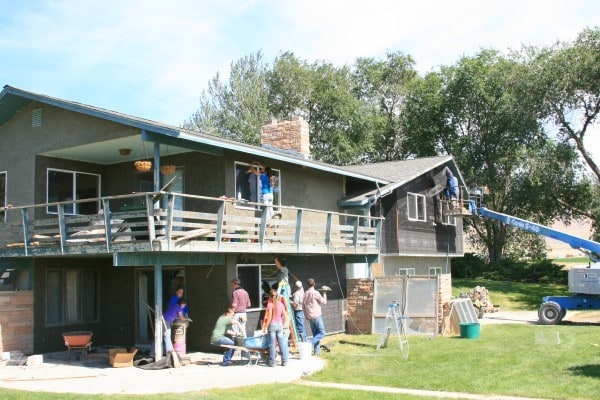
[135, 267, 186, 347]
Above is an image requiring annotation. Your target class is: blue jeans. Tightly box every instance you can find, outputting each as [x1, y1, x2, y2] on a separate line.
[268, 322, 289, 366]
[163, 320, 173, 353]
[294, 310, 306, 342]
[213, 336, 235, 363]
[308, 316, 325, 354]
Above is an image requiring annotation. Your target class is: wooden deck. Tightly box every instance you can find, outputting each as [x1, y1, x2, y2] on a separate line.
[0, 192, 382, 257]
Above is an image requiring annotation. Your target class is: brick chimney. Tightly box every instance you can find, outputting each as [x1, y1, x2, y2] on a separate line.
[260, 116, 310, 159]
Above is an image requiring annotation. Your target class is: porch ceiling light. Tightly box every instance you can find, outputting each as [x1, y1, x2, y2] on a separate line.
[119, 148, 132, 156]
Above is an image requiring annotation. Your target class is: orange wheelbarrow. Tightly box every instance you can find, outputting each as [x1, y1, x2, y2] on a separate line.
[63, 331, 93, 360]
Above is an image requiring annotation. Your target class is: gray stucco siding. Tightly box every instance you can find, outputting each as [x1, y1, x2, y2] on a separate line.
[0, 103, 138, 220]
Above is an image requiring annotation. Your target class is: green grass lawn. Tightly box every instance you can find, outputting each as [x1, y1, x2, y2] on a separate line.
[0, 385, 440, 400]
[551, 257, 590, 265]
[310, 325, 599, 400]
[452, 278, 569, 310]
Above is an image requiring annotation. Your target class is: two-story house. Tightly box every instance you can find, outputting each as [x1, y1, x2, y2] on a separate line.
[0, 85, 464, 356]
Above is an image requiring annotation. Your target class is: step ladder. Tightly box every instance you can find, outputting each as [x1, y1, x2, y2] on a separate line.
[377, 301, 409, 358]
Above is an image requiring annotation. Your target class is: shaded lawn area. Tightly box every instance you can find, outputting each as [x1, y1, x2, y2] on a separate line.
[309, 325, 599, 400]
[452, 278, 570, 310]
[0, 385, 441, 400]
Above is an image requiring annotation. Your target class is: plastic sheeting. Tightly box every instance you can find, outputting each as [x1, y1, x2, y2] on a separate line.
[373, 276, 439, 336]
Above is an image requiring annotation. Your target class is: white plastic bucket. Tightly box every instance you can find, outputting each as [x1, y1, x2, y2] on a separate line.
[299, 342, 312, 360]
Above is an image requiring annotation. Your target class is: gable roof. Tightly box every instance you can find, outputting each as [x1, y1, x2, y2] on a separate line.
[338, 156, 466, 207]
[339, 156, 454, 183]
[0, 85, 388, 184]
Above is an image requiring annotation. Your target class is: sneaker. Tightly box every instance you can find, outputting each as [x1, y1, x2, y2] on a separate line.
[282, 362, 287, 366]
[268, 363, 275, 368]
[222, 361, 232, 366]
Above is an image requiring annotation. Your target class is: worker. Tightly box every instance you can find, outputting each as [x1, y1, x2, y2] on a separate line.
[230, 278, 251, 337]
[163, 298, 188, 354]
[211, 306, 243, 366]
[302, 278, 327, 355]
[291, 280, 306, 342]
[166, 286, 188, 317]
[262, 289, 290, 367]
[443, 166, 459, 208]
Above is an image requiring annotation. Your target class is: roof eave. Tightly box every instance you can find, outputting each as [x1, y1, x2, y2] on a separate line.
[1, 85, 390, 185]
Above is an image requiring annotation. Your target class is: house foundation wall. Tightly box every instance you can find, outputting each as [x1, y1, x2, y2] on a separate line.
[0, 291, 34, 354]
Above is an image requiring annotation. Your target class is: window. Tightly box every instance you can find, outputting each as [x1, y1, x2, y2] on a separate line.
[407, 192, 426, 221]
[429, 267, 442, 276]
[47, 169, 100, 215]
[46, 268, 99, 326]
[236, 263, 278, 311]
[398, 268, 415, 276]
[0, 171, 6, 222]
[443, 214, 456, 226]
[234, 162, 281, 210]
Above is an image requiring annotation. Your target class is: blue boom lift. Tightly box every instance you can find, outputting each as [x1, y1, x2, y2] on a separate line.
[451, 187, 600, 325]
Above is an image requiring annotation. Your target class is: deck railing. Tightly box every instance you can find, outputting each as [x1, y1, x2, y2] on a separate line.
[0, 192, 383, 256]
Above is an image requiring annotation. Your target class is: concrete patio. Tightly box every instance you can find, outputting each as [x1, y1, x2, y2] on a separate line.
[0, 349, 325, 395]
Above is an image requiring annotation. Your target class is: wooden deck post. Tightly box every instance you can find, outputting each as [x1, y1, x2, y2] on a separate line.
[153, 142, 160, 192]
[295, 209, 303, 252]
[102, 199, 112, 252]
[154, 262, 164, 361]
[353, 217, 360, 251]
[325, 212, 332, 251]
[165, 194, 175, 249]
[258, 205, 268, 249]
[20, 208, 30, 256]
[57, 204, 66, 255]
[216, 201, 224, 251]
[145, 194, 156, 245]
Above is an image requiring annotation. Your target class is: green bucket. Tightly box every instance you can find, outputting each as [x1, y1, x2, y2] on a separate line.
[459, 323, 480, 339]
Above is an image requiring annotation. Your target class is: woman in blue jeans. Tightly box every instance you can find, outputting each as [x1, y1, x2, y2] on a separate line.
[262, 289, 290, 367]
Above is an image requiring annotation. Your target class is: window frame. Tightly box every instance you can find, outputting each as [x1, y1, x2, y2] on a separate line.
[443, 214, 457, 226]
[46, 168, 101, 215]
[234, 162, 281, 211]
[407, 192, 426, 222]
[236, 263, 278, 311]
[0, 171, 6, 223]
[398, 268, 415, 276]
[45, 267, 100, 327]
[429, 267, 442, 276]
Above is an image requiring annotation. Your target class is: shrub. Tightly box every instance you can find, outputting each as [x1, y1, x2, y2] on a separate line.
[452, 255, 567, 284]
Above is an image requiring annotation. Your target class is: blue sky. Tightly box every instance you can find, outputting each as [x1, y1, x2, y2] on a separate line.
[1, 0, 598, 150]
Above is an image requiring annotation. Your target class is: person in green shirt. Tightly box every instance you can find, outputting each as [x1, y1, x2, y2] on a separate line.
[211, 306, 242, 366]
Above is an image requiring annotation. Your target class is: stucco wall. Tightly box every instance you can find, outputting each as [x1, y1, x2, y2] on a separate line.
[380, 255, 451, 276]
[223, 150, 344, 213]
[185, 264, 228, 352]
[0, 291, 34, 354]
[33, 257, 135, 353]
[0, 102, 138, 222]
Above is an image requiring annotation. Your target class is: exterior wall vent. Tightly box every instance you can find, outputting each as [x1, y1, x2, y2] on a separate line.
[32, 108, 43, 128]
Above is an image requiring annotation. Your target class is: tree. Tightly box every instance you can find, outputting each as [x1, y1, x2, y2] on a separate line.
[353, 52, 417, 162]
[532, 27, 600, 181]
[183, 51, 269, 144]
[529, 27, 600, 239]
[402, 50, 589, 262]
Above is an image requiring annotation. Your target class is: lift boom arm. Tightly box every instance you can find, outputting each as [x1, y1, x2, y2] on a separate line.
[475, 207, 600, 262]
